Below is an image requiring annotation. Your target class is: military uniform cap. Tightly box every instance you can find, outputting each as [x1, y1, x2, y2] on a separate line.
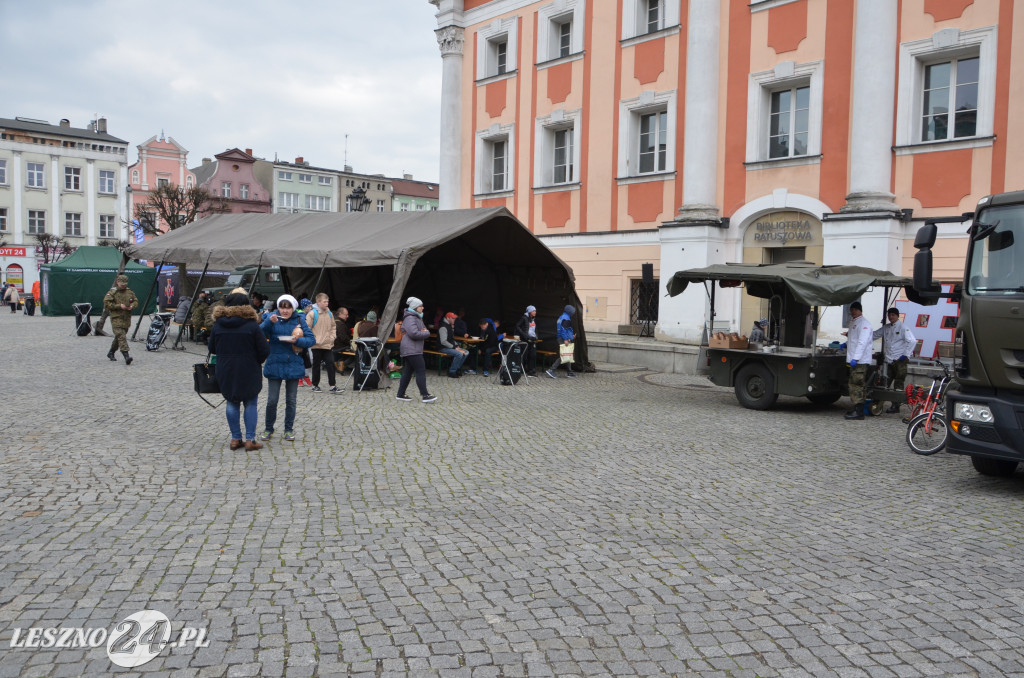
[116, 274, 129, 284]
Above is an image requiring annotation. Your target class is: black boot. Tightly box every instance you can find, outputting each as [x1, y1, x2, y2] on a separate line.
[844, 409, 865, 420]
[122, 351, 133, 366]
[107, 349, 117, 361]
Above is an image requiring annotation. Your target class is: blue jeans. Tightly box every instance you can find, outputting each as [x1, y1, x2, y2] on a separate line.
[265, 379, 298, 433]
[441, 347, 467, 373]
[225, 397, 259, 441]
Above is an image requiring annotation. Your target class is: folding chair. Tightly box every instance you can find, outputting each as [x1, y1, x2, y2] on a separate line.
[354, 338, 386, 392]
[494, 339, 529, 386]
[72, 303, 93, 336]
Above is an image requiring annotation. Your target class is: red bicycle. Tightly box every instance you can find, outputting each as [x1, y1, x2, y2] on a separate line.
[904, 363, 954, 455]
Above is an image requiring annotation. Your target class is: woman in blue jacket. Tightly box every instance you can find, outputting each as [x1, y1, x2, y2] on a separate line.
[259, 294, 314, 442]
[544, 304, 578, 379]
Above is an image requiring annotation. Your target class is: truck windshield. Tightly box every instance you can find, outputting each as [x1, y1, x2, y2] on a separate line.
[224, 273, 252, 287]
[967, 205, 1023, 295]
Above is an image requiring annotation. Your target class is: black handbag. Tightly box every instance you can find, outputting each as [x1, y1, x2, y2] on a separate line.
[193, 353, 223, 408]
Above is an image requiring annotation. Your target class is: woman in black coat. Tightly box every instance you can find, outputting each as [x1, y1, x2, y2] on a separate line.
[209, 292, 270, 450]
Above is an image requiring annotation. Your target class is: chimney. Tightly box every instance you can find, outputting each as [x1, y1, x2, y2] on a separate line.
[403, 173, 413, 181]
[60, 119, 70, 128]
[97, 117, 107, 133]
[202, 158, 212, 165]
[295, 156, 303, 165]
[344, 165, 353, 173]
[245, 148, 253, 156]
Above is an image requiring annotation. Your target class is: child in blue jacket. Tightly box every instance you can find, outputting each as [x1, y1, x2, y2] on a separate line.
[545, 305, 578, 379]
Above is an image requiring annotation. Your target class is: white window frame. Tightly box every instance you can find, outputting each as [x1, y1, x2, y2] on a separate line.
[305, 195, 331, 211]
[98, 169, 115, 194]
[240, 183, 250, 199]
[376, 200, 385, 212]
[27, 162, 44, 188]
[535, 109, 582, 187]
[27, 210, 45, 234]
[221, 182, 231, 198]
[157, 177, 169, 188]
[99, 214, 116, 239]
[746, 60, 824, 164]
[537, 0, 585, 63]
[895, 26, 997, 148]
[64, 166, 81, 191]
[617, 90, 677, 178]
[278, 192, 299, 210]
[298, 173, 312, 183]
[0, 159, 7, 185]
[622, 0, 679, 40]
[64, 212, 82, 237]
[0, 207, 7, 232]
[476, 17, 518, 80]
[131, 169, 139, 185]
[278, 171, 293, 181]
[474, 123, 516, 195]
[318, 176, 333, 186]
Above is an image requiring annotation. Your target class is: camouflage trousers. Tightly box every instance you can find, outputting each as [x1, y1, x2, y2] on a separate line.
[887, 359, 908, 391]
[848, 363, 869, 405]
[109, 322, 131, 353]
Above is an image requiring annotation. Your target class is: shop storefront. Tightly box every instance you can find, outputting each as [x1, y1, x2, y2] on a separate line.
[0, 247, 37, 295]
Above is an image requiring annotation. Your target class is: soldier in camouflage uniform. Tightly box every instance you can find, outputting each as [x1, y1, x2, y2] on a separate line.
[190, 291, 211, 341]
[204, 298, 225, 337]
[103, 274, 139, 365]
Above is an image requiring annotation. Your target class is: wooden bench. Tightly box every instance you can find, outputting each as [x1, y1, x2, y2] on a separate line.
[536, 349, 558, 368]
[422, 349, 453, 375]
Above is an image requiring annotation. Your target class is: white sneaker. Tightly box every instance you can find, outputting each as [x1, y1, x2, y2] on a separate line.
[422, 394, 437, 403]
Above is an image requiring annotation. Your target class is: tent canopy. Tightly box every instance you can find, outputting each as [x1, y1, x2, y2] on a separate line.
[39, 246, 157, 316]
[666, 261, 922, 307]
[133, 208, 587, 359]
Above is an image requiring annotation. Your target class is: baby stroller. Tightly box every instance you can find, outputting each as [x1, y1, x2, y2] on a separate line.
[146, 312, 175, 351]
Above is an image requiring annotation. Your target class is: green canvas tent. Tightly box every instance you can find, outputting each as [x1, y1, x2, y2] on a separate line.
[39, 246, 158, 316]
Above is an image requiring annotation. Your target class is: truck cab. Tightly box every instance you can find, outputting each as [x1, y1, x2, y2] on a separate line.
[204, 266, 285, 302]
[913, 192, 1024, 476]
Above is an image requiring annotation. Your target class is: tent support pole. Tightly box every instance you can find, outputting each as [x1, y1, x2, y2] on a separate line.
[247, 252, 265, 297]
[130, 259, 165, 341]
[171, 254, 211, 351]
[312, 253, 329, 296]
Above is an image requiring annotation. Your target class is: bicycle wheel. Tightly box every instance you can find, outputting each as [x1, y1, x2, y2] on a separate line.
[906, 412, 948, 456]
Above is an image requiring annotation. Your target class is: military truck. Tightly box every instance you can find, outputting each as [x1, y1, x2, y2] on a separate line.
[203, 265, 285, 302]
[912, 192, 1024, 477]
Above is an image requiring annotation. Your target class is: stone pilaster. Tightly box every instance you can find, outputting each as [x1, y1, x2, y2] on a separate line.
[435, 21, 465, 210]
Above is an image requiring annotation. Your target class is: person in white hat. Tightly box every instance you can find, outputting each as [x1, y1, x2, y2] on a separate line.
[395, 297, 437, 403]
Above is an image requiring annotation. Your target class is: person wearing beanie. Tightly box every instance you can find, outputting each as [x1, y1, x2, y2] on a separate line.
[514, 305, 540, 377]
[438, 311, 469, 378]
[395, 297, 437, 403]
[355, 310, 380, 339]
[209, 293, 270, 450]
[545, 304, 579, 379]
[258, 294, 315, 442]
[102, 274, 139, 365]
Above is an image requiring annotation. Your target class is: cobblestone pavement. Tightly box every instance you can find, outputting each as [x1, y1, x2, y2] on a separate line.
[2, 315, 1024, 678]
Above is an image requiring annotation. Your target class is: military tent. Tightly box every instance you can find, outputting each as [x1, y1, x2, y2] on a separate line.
[39, 246, 158, 316]
[133, 207, 587, 362]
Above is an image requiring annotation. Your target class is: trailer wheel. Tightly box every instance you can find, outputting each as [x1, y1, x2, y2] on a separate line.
[807, 392, 841, 406]
[734, 363, 779, 410]
[970, 456, 1019, 477]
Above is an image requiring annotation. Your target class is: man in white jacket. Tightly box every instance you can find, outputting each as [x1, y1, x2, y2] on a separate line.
[873, 307, 917, 412]
[844, 301, 875, 420]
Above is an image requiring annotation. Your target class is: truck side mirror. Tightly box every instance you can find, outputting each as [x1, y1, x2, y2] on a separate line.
[914, 223, 937, 249]
[913, 249, 934, 292]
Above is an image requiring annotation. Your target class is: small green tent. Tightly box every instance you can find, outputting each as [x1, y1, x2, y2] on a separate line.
[39, 247, 157, 316]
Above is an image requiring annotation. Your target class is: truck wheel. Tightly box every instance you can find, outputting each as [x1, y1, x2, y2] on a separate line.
[970, 456, 1019, 477]
[734, 363, 779, 410]
[807, 393, 840, 406]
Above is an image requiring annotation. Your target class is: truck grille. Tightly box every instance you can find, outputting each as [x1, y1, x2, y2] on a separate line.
[960, 425, 1002, 444]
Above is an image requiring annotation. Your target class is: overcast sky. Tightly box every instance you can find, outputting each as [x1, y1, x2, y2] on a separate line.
[1, 0, 443, 182]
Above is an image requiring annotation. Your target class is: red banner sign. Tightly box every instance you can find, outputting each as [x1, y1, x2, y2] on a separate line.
[0, 247, 27, 257]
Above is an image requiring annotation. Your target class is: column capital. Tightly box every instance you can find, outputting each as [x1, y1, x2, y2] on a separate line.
[435, 25, 464, 57]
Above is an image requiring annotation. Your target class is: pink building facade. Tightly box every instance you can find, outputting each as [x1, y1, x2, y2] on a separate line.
[127, 134, 195, 239]
[191, 149, 272, 214]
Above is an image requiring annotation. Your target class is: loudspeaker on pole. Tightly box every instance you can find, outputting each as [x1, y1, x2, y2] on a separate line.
[641, 263, 653, 284]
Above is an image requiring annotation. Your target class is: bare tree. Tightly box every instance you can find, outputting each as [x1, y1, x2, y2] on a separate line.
[133, 184, 228, 296]
[34, 233, 73, 264]
[98, 238, 138, 260]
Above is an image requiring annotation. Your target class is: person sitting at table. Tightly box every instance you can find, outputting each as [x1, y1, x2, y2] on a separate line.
[354, 311, 379, 340]
[514, 305, 540, 377]
[478, 317, 503, 377]
[438, 312, 469, 378]
[333, 306, 351, 373]
[454, 307, 469, 338]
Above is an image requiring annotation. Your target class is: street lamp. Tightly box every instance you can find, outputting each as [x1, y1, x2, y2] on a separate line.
[347, 186, 372, 212]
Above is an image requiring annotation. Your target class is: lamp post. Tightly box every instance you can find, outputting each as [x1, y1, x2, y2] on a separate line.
[347, 186, 372, 212]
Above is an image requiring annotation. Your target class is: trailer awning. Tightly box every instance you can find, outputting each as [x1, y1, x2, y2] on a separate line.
[666, 262, 923, 307]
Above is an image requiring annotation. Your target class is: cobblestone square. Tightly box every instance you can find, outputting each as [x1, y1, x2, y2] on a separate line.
[1, 315, 1023, 677]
